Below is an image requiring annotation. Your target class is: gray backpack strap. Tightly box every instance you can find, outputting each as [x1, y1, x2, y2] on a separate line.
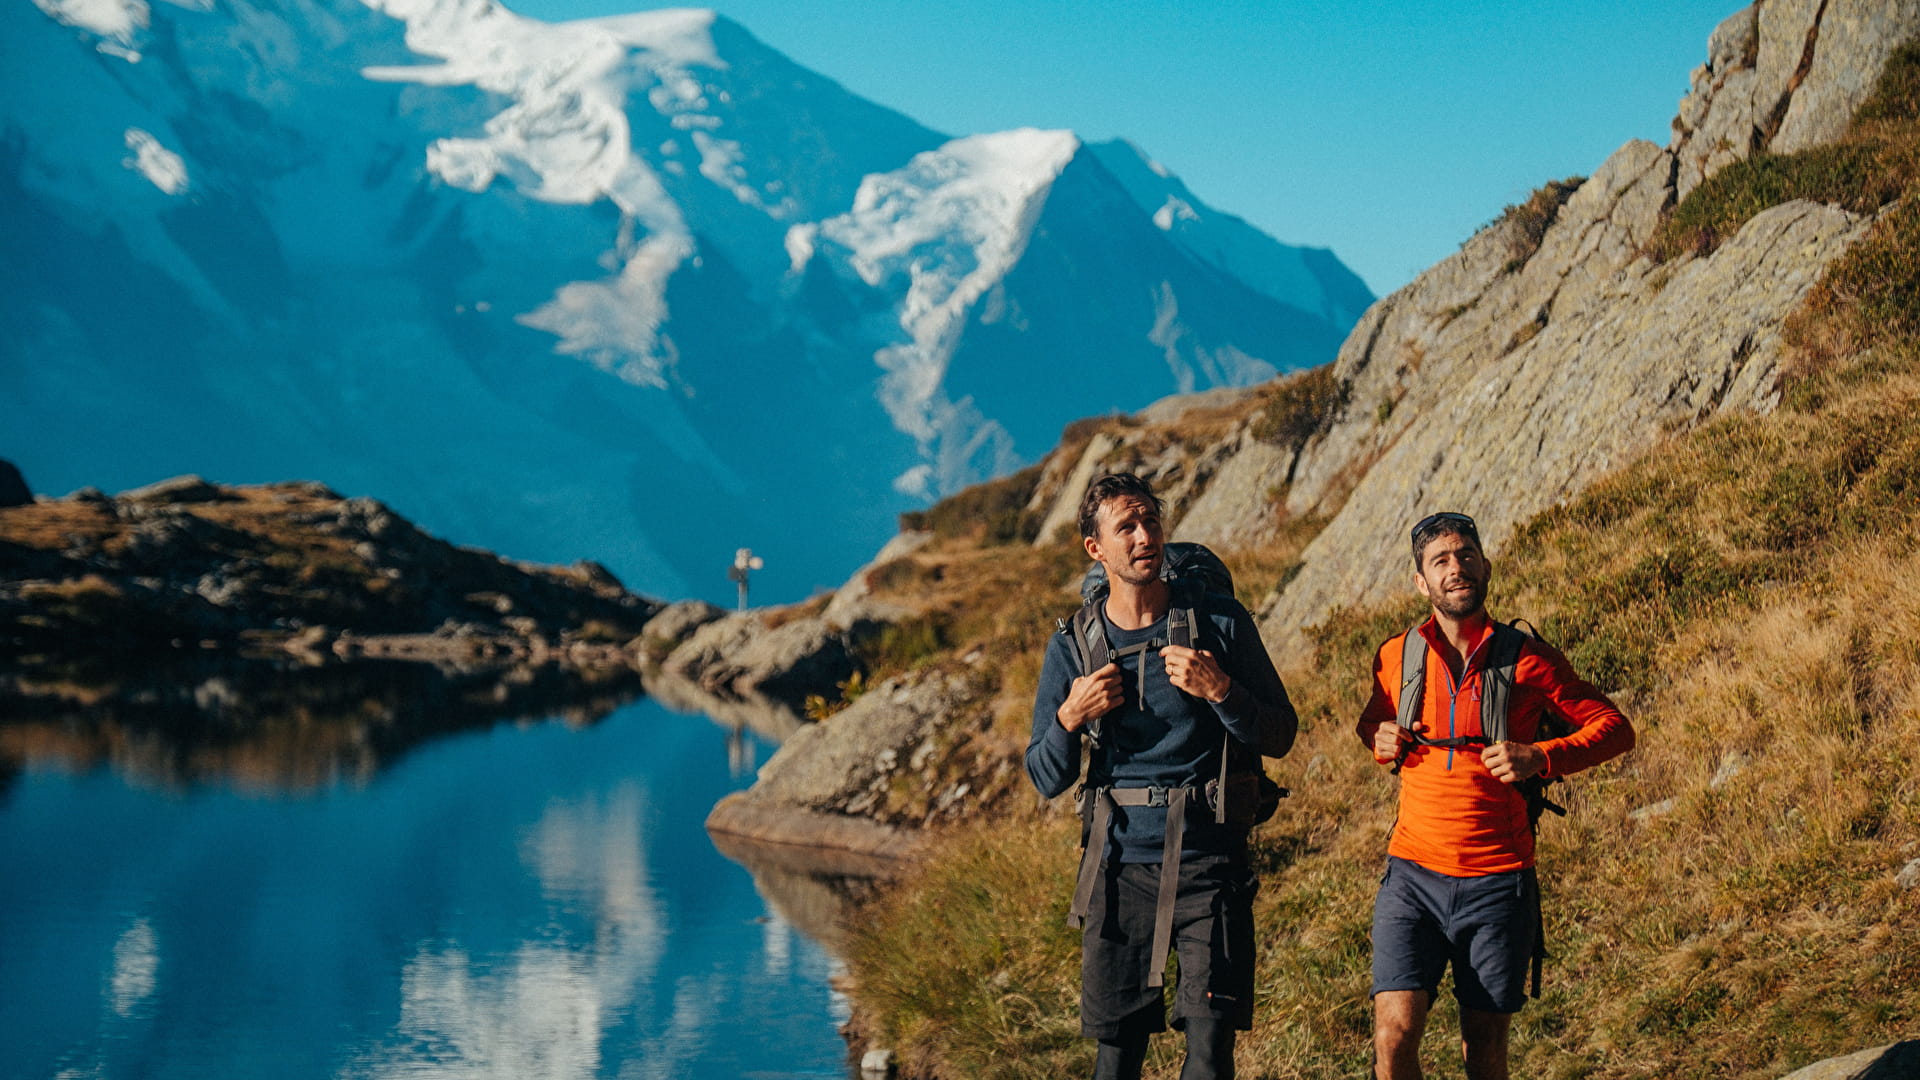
[1091, 785, 1196, 988]
[1395, 625, 1426, 732]
[1480, 623, 1528, 744]
[1067, 789, 1114, 928]
[1148, 786, 1188, 987]
[1072, 602, 1111, 674]
[1166, 605, 1195, 650]
[1171, 604, 1235, 825]
[1071, 603, 1112, 749]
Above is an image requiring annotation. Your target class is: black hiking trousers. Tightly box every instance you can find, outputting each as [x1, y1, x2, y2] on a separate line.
[1080, 851, 1258, 1042]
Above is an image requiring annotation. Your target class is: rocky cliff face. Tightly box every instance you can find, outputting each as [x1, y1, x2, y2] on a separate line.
[1248, 0, 1919, 653]
[1674, 0, 1920, 194]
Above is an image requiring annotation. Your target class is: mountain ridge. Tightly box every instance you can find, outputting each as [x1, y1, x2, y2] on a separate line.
[5, 0, 1370, 603]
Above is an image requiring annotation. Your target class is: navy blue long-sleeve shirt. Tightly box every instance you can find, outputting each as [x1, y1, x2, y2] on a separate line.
[1026, 592, 1296, 862]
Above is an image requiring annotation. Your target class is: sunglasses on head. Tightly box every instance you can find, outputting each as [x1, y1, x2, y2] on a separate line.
[1410, 512, 1478, 542]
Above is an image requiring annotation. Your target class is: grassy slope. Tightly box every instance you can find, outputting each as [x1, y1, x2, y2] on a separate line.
[842, 47, 1920, 1080]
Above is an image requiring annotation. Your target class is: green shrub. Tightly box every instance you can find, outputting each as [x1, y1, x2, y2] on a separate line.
[855, 614, 951, 677]
[1489, 176, 1584, 270]
[1250, 364, 1348, 453]
[899, 463, 1046, 544]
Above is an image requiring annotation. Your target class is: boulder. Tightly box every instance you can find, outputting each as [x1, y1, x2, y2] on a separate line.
[0, 459, 30, 508]
[705, 668, 975, 856]
[119, 474, 229, 505]
[1897, 858, 1920, 889]
[638, 598, 726, 648]
[661, 610, 857, 704]
[1777, 1040, 1920, 1079]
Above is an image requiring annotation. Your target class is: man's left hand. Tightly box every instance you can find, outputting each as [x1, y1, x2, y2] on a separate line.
[1481, 741, 1547, 783]
[1161, 645, 1230, 703]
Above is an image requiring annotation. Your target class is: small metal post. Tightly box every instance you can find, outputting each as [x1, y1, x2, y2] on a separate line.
[728, 547, 764, 611]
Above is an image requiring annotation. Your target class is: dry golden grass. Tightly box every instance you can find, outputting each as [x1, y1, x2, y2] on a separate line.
[0, 500, 121, 550]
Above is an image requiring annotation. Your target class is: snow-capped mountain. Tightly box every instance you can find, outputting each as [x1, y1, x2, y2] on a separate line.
[3, 0, 1371, 602]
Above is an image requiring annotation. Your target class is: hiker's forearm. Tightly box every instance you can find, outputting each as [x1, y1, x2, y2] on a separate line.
[1212, 680, 1297, 757]
[1024, 717, 1081, 798]
[1026, 640, 1084, 798]
[1211, 607, 1297, 756]
[1529, 650, 1635, 775]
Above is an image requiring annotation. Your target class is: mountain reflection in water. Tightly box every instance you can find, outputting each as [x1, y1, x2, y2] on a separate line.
[0, 661, 866, 1080]
[0, 656, 643, 789]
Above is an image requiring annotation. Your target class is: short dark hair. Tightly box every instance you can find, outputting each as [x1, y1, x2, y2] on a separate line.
[1078, 473, 1161, 539]
[1410, 511, 1481, 569]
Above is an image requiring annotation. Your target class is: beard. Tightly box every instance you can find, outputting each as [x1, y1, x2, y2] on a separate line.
[1105, 553, 1159, 580]
[1109, 553, 1163, 587]
[1430, 579, 1487, 619]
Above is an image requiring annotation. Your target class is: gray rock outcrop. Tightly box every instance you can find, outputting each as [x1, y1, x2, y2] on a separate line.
[1777, 1040, 1920, 1079]
[661, 610, 860, 703]
[1671, 0, 1920, 198]
[118, 474, 231, 505]
[637, 599, 726, 652]
[0, 460, 30, 508]
[1173, 435, 1294, 551]
[706, 667, 983, 858]
[1252, 0, 1913, 657]
[654, 534, 936, 708]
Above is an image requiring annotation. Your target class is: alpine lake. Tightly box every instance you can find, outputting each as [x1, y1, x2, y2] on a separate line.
[0, 655, 875, 1080]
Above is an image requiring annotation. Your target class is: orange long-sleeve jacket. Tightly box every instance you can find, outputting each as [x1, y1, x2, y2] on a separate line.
[1356, 615, 1635, 877]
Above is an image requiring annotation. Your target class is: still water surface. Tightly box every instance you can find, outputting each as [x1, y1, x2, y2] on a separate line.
[0, 693, 853, 1080]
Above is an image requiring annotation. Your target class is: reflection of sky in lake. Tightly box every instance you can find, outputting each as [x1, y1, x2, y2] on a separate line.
[0, 699, 848, 1080]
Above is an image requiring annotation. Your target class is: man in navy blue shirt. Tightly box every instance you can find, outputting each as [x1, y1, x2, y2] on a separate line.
[1027, 473, 1297, 1080]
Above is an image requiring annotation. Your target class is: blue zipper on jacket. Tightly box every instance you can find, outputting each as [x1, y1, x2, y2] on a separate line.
[1438, 631, 1492, 770]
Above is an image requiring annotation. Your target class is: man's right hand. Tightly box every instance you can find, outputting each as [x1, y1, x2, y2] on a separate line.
[1369, 718, 1420, 764]
[1057, 663, 1123, 732]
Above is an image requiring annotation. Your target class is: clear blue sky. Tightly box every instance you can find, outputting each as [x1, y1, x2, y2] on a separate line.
[498, 0, 1740, 297]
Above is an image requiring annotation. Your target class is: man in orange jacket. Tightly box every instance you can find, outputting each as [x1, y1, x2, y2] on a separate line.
[1355, 512, 1634, 1080]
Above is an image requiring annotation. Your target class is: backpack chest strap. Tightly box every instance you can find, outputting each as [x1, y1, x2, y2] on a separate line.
[1108, 638, 1169, 697]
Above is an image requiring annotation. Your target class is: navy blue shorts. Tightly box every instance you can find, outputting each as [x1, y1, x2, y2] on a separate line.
[1370, 855, 1537, 1014]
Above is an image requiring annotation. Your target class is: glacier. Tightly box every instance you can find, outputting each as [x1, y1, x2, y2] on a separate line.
[1, 0, 1372, 603]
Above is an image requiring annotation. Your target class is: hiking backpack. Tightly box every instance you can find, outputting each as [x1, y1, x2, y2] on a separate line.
[1391, 617, 1576, 997]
